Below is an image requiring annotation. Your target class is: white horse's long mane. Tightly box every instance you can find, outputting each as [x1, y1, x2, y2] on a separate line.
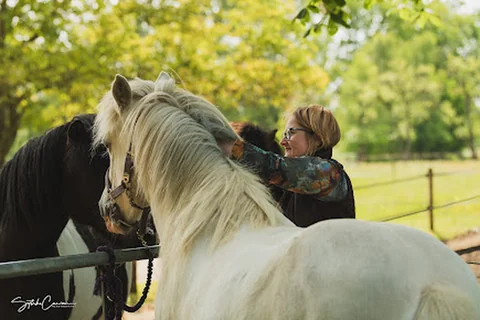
[135, 82, 284, 249]
[95, 75, 286, 318]
[96, 74, 283, 252]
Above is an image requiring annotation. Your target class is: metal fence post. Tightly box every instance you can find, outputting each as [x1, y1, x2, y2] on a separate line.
[427, 168, 434, 231]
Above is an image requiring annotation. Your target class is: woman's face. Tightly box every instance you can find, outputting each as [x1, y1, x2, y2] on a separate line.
[280, 116, 310, 158]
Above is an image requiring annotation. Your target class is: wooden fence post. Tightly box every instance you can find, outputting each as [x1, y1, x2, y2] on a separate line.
[427, 168, 434, 231]
[130, 261, 137, 294]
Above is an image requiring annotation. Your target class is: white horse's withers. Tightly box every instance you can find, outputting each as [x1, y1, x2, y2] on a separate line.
[94, 72, 480, 320]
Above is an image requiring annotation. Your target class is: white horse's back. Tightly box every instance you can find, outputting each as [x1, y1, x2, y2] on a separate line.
[182, 219, 480, 320]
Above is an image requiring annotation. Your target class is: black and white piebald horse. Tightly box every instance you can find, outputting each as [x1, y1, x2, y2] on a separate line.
[0, 114, 154, 319]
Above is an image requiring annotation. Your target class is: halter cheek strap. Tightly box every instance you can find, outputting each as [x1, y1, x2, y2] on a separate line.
[106, 168, 128, 201]
[104, 151, 151, 235]
[105, 152, 134, 202]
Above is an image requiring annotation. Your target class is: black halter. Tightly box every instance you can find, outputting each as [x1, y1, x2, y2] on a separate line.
[104, 149, 151, 235]
[98, 147, 154, 320]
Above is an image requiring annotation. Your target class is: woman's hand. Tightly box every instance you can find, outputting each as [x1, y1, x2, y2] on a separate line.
[217, 139, 236, 156]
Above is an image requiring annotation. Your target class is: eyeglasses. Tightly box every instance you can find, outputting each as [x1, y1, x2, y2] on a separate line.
[283, 127, 313, 141]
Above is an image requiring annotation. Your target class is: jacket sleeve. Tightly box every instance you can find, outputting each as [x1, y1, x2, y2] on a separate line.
[231, 140, 348, 201]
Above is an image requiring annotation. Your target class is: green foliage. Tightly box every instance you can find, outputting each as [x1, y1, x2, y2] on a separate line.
[2, 0, 332, 162]
[336, 3, 480, 159]
[0, 0, 108, 165]
[2, 0, 479, 163]
[293, 0, 440, 37]
[111, 0, 331, 129]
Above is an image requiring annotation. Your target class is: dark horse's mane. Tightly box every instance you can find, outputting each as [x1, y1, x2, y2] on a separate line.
[0, 115, 95, 231]
[0, 123, 68, 231]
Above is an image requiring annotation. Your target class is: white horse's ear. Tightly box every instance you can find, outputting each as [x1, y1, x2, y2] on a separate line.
[154, 71, 172, 91]
[112, 74, 132, 111]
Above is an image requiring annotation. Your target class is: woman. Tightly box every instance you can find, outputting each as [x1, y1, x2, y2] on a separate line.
[226, 104, 355, 227]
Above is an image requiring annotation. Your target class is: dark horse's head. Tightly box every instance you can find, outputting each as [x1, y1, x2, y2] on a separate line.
[63, 115, 156, 246]
[230, 122, 283, 155]
[1, 114, 156, 253]
[63, 115, 111, 228]
[230, 121, 283, 201]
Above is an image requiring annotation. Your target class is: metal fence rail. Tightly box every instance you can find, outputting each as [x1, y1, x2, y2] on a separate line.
[2, 243, 477, 280]
[0, 245, 160, 280]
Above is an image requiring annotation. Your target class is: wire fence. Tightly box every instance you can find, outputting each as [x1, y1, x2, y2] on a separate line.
[379, 195, 480, 222]
[355, 175, 425, 190]
[356, 169, 480, 270]
[356, 168, 480, 229]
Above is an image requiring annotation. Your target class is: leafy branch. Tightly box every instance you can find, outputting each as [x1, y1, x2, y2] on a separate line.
[293, 0, 438, 37]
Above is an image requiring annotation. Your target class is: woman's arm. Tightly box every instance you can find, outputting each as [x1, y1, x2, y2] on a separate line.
[231, 140, 347, 201]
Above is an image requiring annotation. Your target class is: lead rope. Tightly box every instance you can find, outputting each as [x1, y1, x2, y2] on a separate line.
[124, 231, 154, 313]
[94, 232, 154, 320]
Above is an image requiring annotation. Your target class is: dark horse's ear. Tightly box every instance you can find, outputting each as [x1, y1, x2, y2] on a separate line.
[112, 74, 132, 112]
[67, 119, 90, 145]
[268, 129, 278, 140]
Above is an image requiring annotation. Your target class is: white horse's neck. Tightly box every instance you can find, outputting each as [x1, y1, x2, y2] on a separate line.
[147, 164, 294, 320]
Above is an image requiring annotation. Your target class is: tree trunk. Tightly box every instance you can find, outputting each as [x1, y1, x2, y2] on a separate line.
[0, 103, 22, 168]
[403, 101, 412, 161]
[0, 5, 20, 168]
[356, 109, 367, 161]
[463, 90, 478, 160]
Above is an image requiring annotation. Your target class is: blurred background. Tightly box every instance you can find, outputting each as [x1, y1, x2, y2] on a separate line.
[0, 1, 479, 315]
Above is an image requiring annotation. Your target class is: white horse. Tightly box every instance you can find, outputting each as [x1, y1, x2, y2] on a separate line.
[94, 72, 480, 320]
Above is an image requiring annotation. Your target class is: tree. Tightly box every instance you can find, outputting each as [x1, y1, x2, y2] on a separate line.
[446, 55, 480, 159]
[331, 1, 480, 159]
[338, 31, 452, 159]
[0, 0, 105, 167]
[112, 0, 330, 129]
[2, 0, 332, 164]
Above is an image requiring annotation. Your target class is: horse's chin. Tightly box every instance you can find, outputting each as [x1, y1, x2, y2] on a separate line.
[104, 215, 128, 235]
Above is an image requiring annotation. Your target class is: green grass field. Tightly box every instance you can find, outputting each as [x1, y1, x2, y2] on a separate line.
[343, 159, 480, 240]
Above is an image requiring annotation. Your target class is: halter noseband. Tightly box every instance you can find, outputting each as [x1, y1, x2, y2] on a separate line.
[104, 148, 150, 234]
